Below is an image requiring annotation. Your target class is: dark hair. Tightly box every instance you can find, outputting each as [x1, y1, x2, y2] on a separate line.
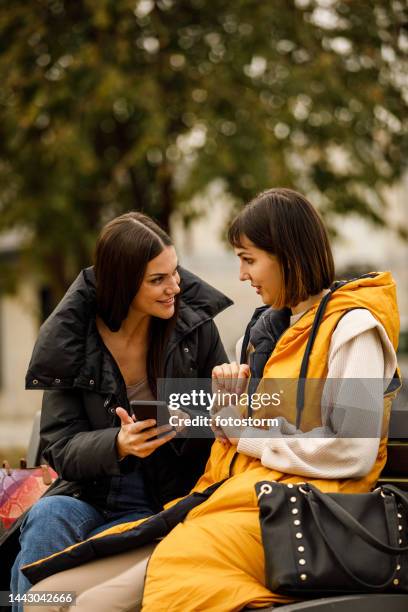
[228, 188, 335, 308]
[94, 212, 178, 395]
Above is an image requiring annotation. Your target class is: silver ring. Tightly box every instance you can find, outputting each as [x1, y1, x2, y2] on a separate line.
[257, 483, 273, 500]
[380, 489, 394, 498]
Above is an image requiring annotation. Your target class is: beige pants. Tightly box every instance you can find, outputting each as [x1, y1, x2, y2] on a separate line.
[24, 543, 157, 612]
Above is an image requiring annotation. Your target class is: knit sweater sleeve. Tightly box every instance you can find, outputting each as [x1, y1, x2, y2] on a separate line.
[236, 309, 397, 479]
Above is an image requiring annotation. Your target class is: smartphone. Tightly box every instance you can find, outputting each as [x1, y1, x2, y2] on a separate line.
[129, 400, 173, 439]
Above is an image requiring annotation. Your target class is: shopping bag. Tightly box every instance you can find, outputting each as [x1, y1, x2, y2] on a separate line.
[0, 463, 57, 534]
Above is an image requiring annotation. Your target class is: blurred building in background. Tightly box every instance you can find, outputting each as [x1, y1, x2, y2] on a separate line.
[1, 178, 407, 449]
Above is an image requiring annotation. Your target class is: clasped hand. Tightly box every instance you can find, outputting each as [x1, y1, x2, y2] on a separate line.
[211, 361, 250, 446]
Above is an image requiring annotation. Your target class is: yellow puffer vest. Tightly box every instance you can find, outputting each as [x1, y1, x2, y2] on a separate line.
[139, 272, 403, 611]
[253, 271, 401, 491]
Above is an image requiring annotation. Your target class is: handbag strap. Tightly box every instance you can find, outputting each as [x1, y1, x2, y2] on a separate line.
[382, 484, 408, 512]
[307, 495, 399, 590]
[304, 484, 408, 554]
[295, 289, 334, 429]
[295, 273, 379, 429]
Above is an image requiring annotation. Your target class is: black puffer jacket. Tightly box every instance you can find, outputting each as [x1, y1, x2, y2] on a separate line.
[25, 266, 232, 510]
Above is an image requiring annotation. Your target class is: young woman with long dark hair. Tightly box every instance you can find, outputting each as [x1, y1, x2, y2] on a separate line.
[9, 211, 232, 606]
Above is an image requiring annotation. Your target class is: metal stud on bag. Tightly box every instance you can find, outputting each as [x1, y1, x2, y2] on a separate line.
[396, 502, 404, 546]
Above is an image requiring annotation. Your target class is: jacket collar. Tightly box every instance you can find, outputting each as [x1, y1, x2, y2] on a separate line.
[25, 266, 232, 393]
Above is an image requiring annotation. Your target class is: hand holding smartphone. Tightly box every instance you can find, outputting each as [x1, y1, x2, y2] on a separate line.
[129, 400, 173, 439]
[115, 403, 176, 460]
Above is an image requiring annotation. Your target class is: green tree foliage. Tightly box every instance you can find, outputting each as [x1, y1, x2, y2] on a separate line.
[0, 0, 406, 299]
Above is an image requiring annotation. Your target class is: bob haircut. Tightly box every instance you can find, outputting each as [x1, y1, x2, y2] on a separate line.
[94, 211, 179, 393]
[228, 188, 335, 308]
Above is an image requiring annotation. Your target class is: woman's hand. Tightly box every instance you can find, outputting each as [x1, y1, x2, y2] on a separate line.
[210, 409, 243, 446]
[115, 407, 176, 460]
[210, 417, 241, 446]
[169, 408, 190, 435]
[210, 417, 230, 446]
[211, 361, 250, 404]
[210, 362, 249, 445]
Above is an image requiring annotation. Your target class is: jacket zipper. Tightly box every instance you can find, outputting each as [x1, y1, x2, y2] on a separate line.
[101, 351, 164, 511]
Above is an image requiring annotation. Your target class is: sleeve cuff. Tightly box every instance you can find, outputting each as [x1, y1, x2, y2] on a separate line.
[111, 428, 124, 473]
[237, 428, 266, 459]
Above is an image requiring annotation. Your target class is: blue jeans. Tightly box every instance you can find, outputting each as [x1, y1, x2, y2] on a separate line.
[10, 495, 152, 611]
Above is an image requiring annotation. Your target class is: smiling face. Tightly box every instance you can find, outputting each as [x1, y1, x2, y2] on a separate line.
[130, 246, 181, 319]
[234, 235, 284, 307]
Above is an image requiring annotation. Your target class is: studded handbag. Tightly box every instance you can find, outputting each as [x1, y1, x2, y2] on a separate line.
[256, 480, 408, 597]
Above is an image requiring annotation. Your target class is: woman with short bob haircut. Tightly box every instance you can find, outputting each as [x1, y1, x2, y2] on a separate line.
[227, 187, 335, 309]
[10, 211, 232, 606]
[140, 187, 400, 611]
[23, 190, 401, 612]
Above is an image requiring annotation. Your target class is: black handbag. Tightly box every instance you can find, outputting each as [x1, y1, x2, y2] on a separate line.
[256, 480, 408, 597]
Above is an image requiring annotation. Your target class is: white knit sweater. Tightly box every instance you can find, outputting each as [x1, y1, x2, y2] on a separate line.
[233, 308, 398, 479]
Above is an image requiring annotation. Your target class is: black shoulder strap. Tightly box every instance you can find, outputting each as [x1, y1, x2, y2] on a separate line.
[294, 276, 377, 429]
[295, 289, 335, 428]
